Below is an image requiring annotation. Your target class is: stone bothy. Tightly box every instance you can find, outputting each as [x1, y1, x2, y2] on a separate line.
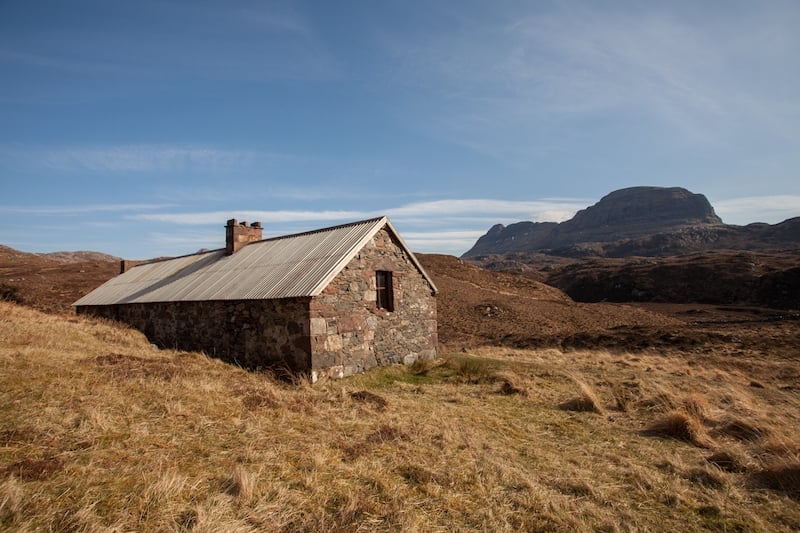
[74, 217, 438, 380]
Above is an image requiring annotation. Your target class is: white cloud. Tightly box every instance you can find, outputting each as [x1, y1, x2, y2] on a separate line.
[133, 210, 366, 226]
[385, 199, 585, 220]
[400, 230, 487, 254]
[126, 198, 592, 256]
[131, 198, 588, 227]
[713, 195, 800, 225]
[402, 230, 487, 240]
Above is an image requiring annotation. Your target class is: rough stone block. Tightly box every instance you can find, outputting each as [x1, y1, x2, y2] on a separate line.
[310, 317, 327, 335]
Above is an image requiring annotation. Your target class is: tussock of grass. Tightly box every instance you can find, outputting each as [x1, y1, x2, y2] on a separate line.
[494, 370, 530, 396]
[611, 380, 639, 412]
[222, 465, 257, 503]
[550, 478, 596, 499]
[758, 436, 800, 458]
[753, 462, 800, 499]
[707, 449, 751, 473]
[714, 418, 770, 442]
[447, 355, 496, 383]
[2, 302, 800, 531]
[637, 390, 677, 412]
[682, 393, 713, 422]
[397, 464, 439, 485]
[644, 411, 715, 448]
[684, 466, 729, 490]
[559, 379, 604, 414]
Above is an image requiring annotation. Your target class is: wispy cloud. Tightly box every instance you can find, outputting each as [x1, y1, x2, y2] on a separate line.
[0, 143, 282, 174]
[0, 2, 340, 103]
[400, 230, 487, 253]
[0, 203, 171, 215]
[385, 199, 585, 221]
[131, 198, 587, 226]
[41, 145, 262, 173]
[383, 3, 800, 160]
[133, 209, 366, 225]
[127, 198, 591, 256]
[234, 7, 312, 36]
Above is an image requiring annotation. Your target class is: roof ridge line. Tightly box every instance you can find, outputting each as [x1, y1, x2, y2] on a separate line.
[118, 216, 388, 267]
[254, 216, 387, 244]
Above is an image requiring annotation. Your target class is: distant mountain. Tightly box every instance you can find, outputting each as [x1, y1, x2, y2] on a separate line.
[0, 245, 120, 264]
[463, 186, 800, 258]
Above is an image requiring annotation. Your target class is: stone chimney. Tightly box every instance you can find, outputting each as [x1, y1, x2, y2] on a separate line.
[120, 260, 144, 274]
[225, 219, 263, 255]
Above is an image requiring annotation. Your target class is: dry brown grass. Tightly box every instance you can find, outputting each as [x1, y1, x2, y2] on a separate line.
[753, 463, 800, 500]
[682, 393, 713, 422]
[707, 448, 752, 473]
[493, 369, 531, 397]
[2, 301, 800, 531]
[644, 411, 716, 449]
[559, 378, 605, 414]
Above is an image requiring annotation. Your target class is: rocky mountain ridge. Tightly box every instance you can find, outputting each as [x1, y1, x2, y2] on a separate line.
[464, 186, 800, 258]
[462, 186, 799, 308]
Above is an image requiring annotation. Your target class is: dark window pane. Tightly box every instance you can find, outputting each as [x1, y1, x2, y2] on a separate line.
[376, 271, 394, 311]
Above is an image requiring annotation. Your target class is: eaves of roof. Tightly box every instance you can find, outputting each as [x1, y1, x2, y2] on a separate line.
[73, 216, 437, 307]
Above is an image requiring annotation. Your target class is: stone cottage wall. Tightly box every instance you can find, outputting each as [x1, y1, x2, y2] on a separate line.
[309, 228, 438, 380]
[76, 298, 312, 371]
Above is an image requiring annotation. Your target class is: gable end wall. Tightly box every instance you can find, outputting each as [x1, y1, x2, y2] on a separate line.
[309, 227, 438, 379]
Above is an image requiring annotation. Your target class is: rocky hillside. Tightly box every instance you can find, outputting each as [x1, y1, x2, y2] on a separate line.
[463, 186, 800, 308]
[415, 253, 683, 349]
[464, 186, 800, 258]
[545, 251, 800, 309]
[0, 245, 120, 314]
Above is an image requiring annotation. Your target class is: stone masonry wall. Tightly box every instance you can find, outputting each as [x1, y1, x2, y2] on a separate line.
[76, 298, 312, 371]
[309, 227, 438, 380]
[77, 227, 437, 379]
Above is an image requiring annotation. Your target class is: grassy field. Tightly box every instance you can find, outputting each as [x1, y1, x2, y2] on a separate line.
[1, 300, 799, 532]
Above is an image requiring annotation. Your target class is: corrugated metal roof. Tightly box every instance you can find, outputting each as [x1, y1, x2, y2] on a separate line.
[73, 216, 437, 306]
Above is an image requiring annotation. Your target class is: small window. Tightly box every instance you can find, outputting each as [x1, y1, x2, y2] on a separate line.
[376, 270, 394, 311]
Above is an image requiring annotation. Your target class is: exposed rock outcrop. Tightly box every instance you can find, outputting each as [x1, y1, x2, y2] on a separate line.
[464, 186, 799, 258]
[556, 186, 722, 241]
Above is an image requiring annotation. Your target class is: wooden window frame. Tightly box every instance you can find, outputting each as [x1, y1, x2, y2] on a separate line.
[376, 270, 394, 311]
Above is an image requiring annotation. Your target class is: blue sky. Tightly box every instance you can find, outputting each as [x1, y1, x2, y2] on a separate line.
[1, 1, 799, 258]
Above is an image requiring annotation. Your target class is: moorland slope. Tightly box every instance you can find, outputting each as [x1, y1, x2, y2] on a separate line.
[1, 300, 799, 531]
[1, 241, 799, 530]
